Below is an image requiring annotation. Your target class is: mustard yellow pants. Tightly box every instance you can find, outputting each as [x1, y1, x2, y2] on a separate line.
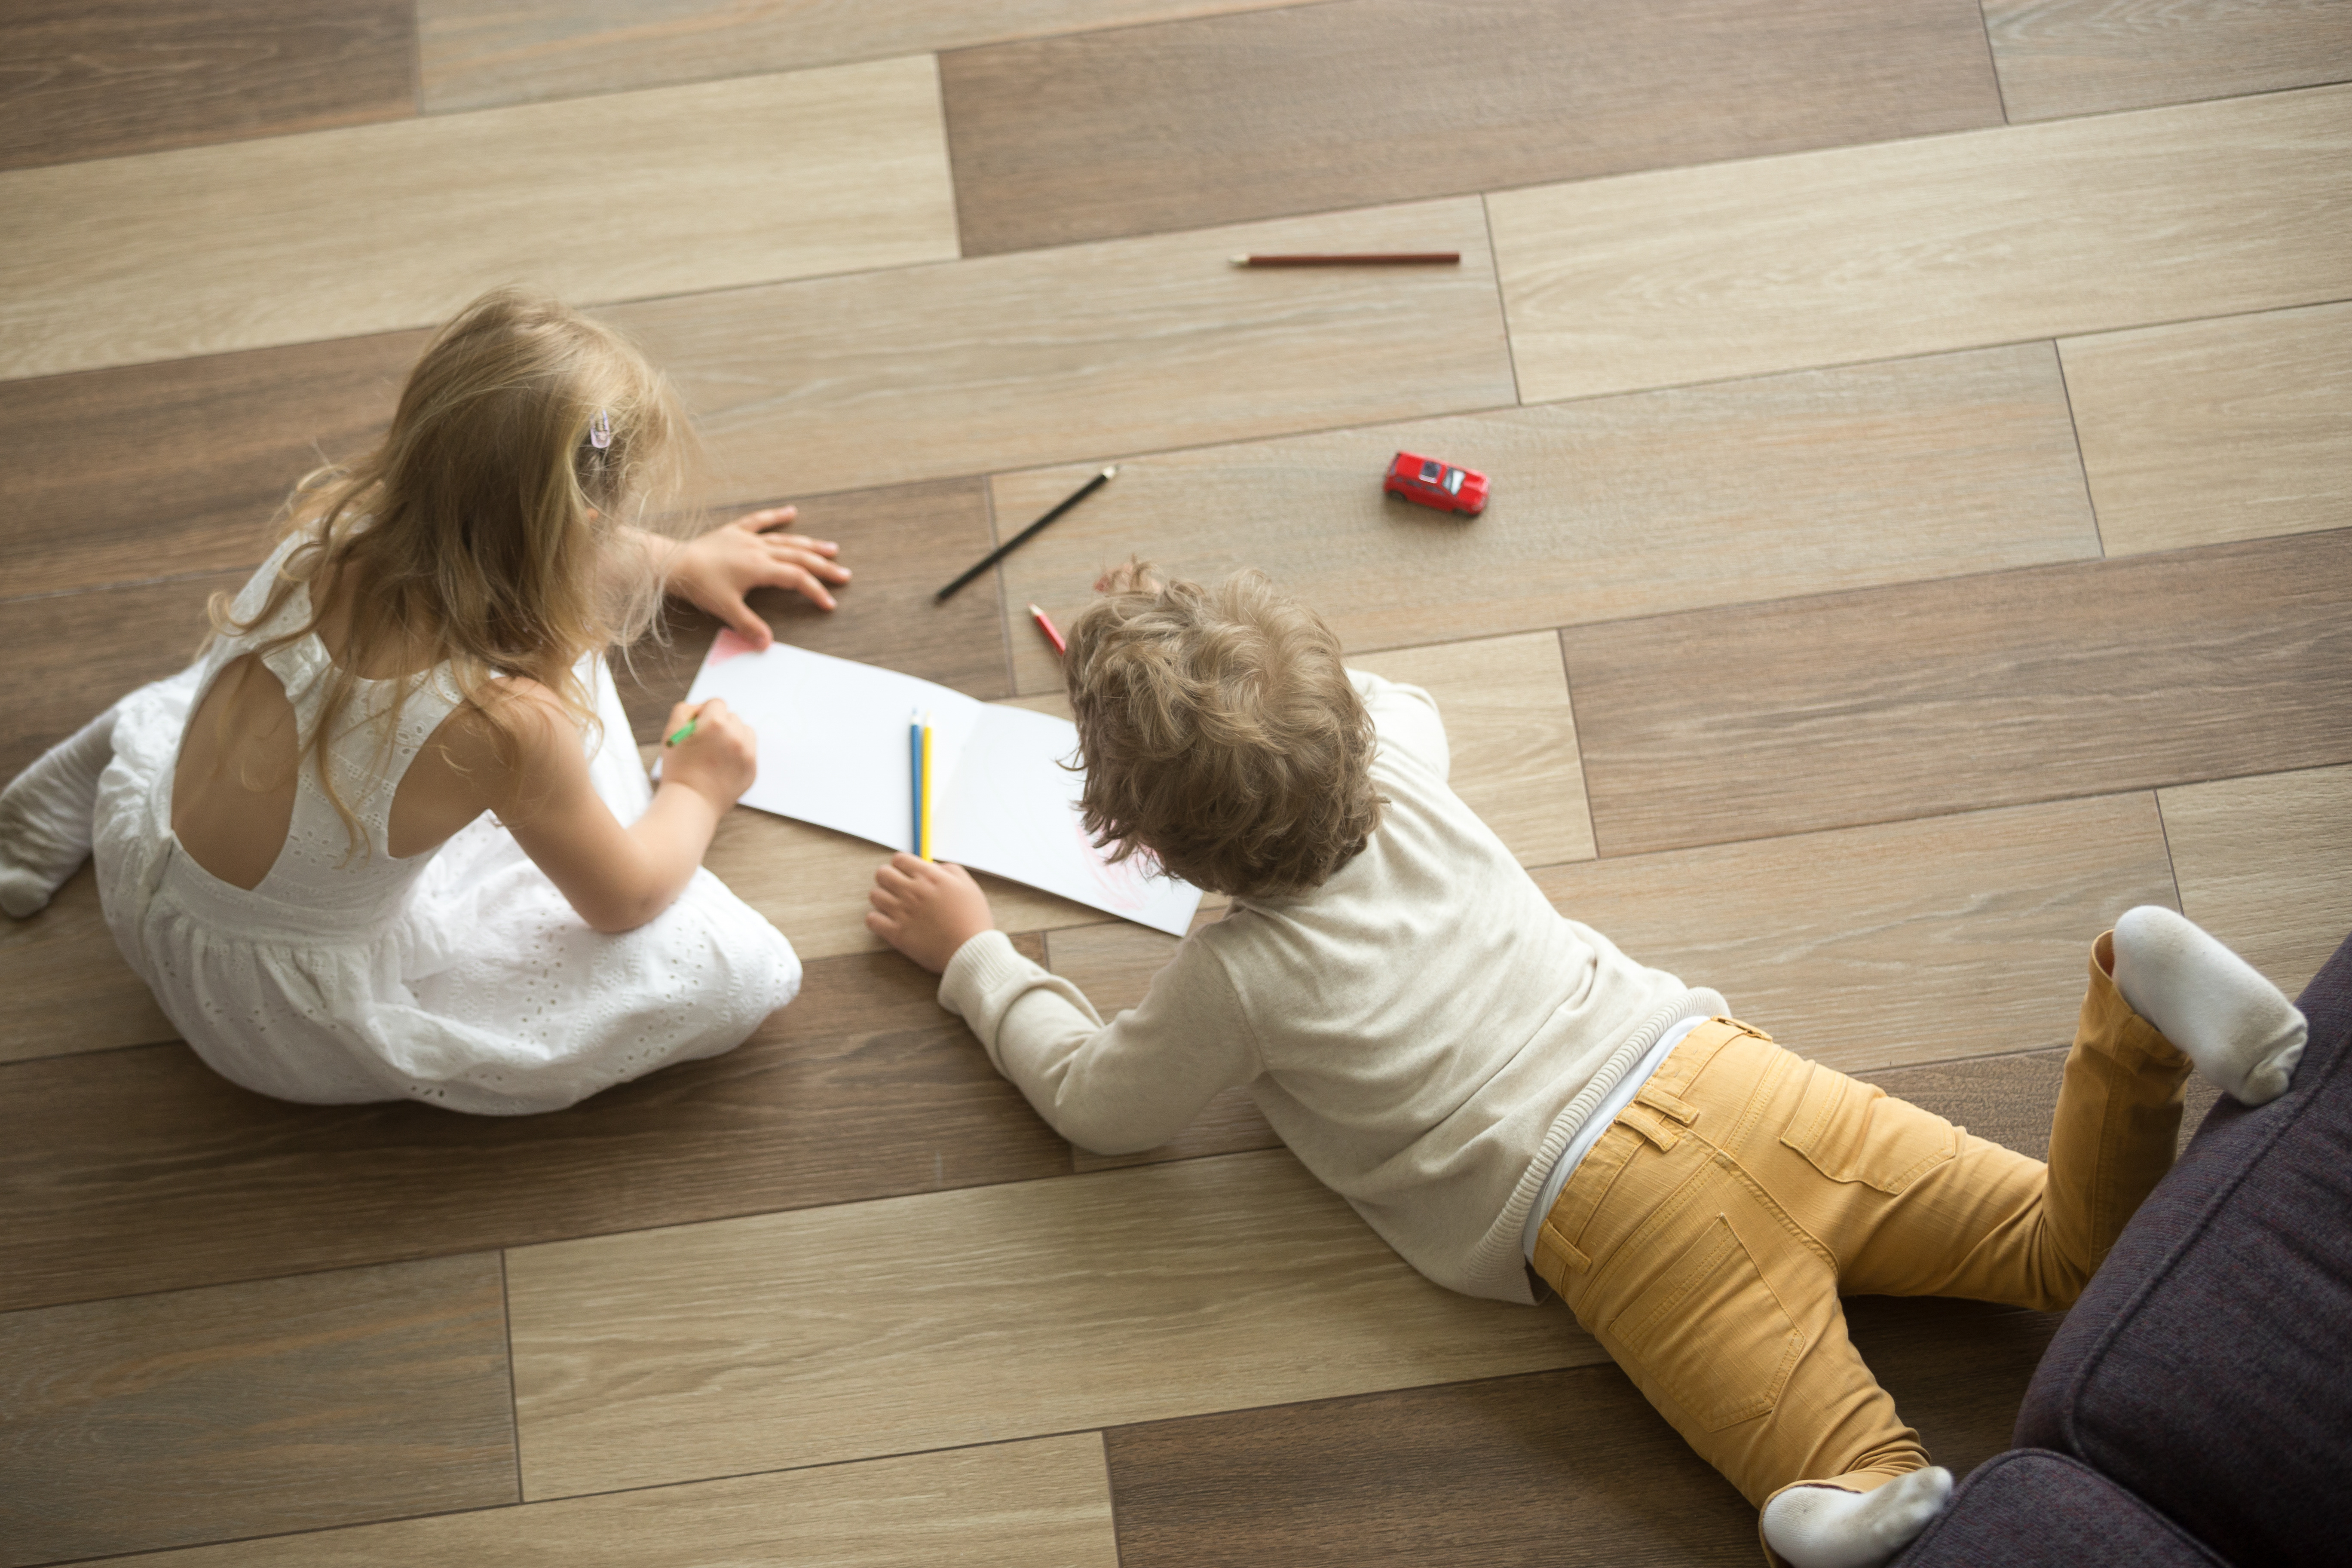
[1531, 937, 2190, 1555]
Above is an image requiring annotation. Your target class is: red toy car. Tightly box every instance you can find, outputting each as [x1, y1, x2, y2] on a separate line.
[1384, 451, 1488, 515]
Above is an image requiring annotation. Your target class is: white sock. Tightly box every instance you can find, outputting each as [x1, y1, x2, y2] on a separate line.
[2111, 906, 2306, 1106]
[0, 706, 118, 918]
[1761, 1467, 1952, 1568]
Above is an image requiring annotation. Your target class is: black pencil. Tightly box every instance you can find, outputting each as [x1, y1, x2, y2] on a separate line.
[934, 466, 1118, 602]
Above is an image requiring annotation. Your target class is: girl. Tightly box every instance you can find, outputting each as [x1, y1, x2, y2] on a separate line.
[0, 288, 848, 1113]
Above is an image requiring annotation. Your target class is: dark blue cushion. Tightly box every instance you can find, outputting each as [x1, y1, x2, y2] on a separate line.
[2013, 929, 2352, 1568]
[1892, 1449, 2225, 1568]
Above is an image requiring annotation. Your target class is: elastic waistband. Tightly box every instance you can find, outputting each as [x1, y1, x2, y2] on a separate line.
[1519, 1013, 1707, 1265]
[155, 842, 399, 941]
[1528, 1016, 1772, 1295]
[1640, 1014, 1766, 1112]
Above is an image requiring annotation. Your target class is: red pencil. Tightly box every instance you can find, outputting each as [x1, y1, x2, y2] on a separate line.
[1028, 603, 1067, 655]
[1230, 252, 1460, 266]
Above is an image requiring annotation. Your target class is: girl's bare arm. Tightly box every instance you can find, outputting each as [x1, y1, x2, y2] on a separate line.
[462, 684, 754, 934]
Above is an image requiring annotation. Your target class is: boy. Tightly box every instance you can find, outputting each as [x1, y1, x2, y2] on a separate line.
[865, 565, 2307, 1568]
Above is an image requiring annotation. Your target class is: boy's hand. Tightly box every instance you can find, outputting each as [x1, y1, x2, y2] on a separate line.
[658, 698, 756, 811]
[1092, 558, 1161, 595]
[867, 853, 995, 973]
[670, 507, 851, 645]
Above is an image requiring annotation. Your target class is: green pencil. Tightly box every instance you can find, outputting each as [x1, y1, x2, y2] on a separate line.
[665, 717, 698, 747]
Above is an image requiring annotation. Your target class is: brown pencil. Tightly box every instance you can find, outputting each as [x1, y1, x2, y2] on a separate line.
[1230, 252, 1461, 266]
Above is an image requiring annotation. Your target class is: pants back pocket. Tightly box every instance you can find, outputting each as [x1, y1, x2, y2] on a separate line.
[1608, 1212, 1802, 1433]
[1781, 1061, 1959, 1194]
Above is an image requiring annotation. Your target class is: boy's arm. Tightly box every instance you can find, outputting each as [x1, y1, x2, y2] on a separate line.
[941, 929, 1260, 1156]
[1348, 668, 1449, 781]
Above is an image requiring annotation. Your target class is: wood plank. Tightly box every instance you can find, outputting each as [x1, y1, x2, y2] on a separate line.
[2062, 300, 2352, 557]
[940, 0, 2002, 255]
[1530, 796, 2181, 1078]
[0, 942, 1066, 1314]
[1105, 1294, 2055, 1568]
[0, 57, 958, 381]
[0, 863, 174, 1065]
[1069, 1084, 1279, 1175]
[505, 1147, 1594, 1498]
[1865, 1044, 2221, 1161]
[0, 1253, 514, 1566]
[1350, 633, 1594, 869]
[0, 0, 414, 172]
[1867, 1048, 2073, 1160]
[0, 571, 229, 783]
[996, 344, 2101, 694]
[2161, 763, 2352, 1001]
[420, 0, 1302, 112]
[1560, 531, 2352, 857]
[612, 478, 1014, 745]
[0, 330, 422, 599]
[1105, 1363, 1758, 1568]
[1490, 85, 2352, 404]
[606, 196, 1513, 502]
[1838, 1295, 2064, 1478]
[85, 1433, 1118, 1568]
[1985, 0, 2352, 122]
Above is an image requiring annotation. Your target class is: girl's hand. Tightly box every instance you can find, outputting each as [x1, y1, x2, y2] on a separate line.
[658, 698, 757, 812]
[669, 507, 852, 647]
[866, 854, 995, 974]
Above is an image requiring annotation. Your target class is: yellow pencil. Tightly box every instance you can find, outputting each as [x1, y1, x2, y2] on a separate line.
[919, 715, 934, 861]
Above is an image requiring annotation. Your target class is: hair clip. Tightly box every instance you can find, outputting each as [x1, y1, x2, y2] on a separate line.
[588, 408, 612, 450]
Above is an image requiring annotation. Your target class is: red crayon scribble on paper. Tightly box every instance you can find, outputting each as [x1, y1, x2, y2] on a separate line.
[707, 627, 763, 666]
[1074, 813, 1162, 913]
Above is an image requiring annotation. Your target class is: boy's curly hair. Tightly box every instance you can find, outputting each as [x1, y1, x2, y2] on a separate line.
[1065, 563, 1381, 899]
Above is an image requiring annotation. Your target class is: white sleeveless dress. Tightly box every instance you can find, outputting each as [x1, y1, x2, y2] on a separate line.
[90, 535, 801, 1112]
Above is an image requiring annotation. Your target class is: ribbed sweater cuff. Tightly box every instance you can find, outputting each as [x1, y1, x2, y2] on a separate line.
[937, 929, 1033, 1025]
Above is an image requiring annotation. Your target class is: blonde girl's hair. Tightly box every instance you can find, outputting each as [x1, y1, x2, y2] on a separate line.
[1064, 562, 1381, 899]
[211, 286, 701, 855]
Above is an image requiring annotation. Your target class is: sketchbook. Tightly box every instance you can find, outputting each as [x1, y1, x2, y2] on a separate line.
[681, 631, 1204, 937]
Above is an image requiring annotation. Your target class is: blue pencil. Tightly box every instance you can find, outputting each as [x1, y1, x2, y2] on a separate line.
[909, 717, 923, 854]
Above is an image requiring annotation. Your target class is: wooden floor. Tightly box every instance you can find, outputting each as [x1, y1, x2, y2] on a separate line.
[3, 2, 2349, 1562]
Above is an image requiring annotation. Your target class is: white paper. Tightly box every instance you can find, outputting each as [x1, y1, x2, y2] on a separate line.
[683, 633, 1204, 936]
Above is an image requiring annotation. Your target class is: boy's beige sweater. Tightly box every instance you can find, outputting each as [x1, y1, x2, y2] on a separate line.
[938, 672, 1723, 1304]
